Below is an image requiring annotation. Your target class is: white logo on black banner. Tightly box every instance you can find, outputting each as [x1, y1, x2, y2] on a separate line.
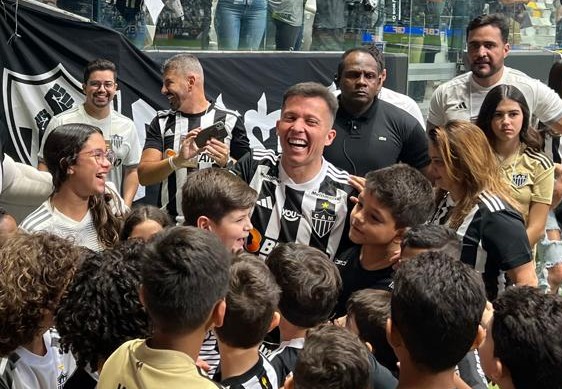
[311, 201, 336, 238]
[511, 173, 528, 188]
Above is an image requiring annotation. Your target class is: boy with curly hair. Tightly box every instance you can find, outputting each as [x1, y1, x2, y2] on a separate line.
[55, 241, 151, 389]
[0, 232, 79, 389]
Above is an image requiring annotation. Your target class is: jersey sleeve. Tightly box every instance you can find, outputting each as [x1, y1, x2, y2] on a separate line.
[481, 209, 532, 271]
[230, 151, 255, 183]
[143, 115, 165, 152]
[123, 121, 142, 167]
[427, 86, 446, 127]
[531, 163, 554, 204]
[229, 115, 251, 160]
[399, 123, 431, 170]
[535, 81, 562, 125]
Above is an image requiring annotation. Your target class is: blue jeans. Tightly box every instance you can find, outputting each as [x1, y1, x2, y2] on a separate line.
[215, 0, 267, 50]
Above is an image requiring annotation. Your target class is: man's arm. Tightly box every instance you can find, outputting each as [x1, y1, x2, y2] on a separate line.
[122, 166, 139, 207]
[506, 261, 538, 287]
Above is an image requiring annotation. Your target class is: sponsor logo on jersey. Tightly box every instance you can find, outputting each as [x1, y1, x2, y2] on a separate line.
[310, 191, 344, 202]
[311, 200, 336, 238]
[511, 173, 529, 188]
[282, 208, 301, 222]
[257, 196, 273, 210]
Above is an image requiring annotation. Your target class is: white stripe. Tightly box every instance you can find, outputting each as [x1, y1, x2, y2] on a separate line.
[0, 358, 7, 375]
[325, 187, 350, 259]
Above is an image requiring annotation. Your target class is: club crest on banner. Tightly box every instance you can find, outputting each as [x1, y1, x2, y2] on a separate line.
[311, 200, 337, 238]
[511, 173, 529, 188]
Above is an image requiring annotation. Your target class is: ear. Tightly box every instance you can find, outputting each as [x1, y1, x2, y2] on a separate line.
[392, 227, 407, 243]
[386, 317, 403, 348]
[283, 375, 295, 389]
[380, 69, 387, 83]
[197, 216, 212, 231]
[503, 42, 510, 58]
[268, 311, 280, 332]
[139, 284, 147, 308]
[206, 298, 226, 330]
[82, 83, 87, 94]
[365, 341, 373, 353]
[324, 128, 337, 146]
[470, 324, 486, 351]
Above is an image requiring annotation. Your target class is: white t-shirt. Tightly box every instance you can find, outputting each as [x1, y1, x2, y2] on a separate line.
[428, 66, 562, 126]
[38, 104, 141, 196]
[379, 87, 426, 129]
[19, 182, 127, 252]
[12, 329, 76, 389]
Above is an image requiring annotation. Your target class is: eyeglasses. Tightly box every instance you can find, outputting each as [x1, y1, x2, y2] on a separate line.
[79, 149, 116, 165]
[87, 81, 116, 89]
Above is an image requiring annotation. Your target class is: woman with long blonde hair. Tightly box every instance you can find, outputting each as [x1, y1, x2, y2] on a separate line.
[428, 120, 537, 299]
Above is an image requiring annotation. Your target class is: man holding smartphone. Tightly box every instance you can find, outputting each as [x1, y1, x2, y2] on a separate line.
[138, 54, 250, 223]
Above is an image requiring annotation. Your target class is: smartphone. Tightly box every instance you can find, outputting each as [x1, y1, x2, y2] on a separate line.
[195, 121, 228, 148]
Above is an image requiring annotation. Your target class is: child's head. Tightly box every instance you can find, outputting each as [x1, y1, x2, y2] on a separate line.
[0, 232, 79, 356]
[400, 224, 461, 261]
[390, 251, 486, 373]
[181, 168, 257, 252]
[288, 325, 372, 389]
[346, 289, 397, 374]
[120, 205, 173, 241]
[140, 226, 232, 334]
[56, 240, 150, 370]
[0, 207, 17, 246]
[215, 252, 281, 349]
[349, 164, 434, 247]
[479, 286, 562, 389]
[266, 243, 342, 328]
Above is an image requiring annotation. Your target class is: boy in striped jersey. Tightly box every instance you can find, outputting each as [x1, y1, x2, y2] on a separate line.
[213, 253, 281, 389]
[232, 82, 357, 260]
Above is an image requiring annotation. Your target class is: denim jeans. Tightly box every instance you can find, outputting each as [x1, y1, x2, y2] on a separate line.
[215, 0, 267, 50]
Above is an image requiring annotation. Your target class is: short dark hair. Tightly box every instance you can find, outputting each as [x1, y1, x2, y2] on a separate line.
[346, 289, 397, 374]
[215, 252, 281, 348]
[392, 251, 486, 372]
[294, 325, 372, 389]
[141, 226, 232, 334]
[83, 58, 117, 83]
[0, 232, 79, 356]
[182, 168, 257, 227]
[476, 84, 543, 151]
[56, 240, 150, 369]
[365, 164, 434, 229]
[120, 205, 173, 240]
[162, 53, 204, 77]
[401, 224, 461, 259]
[282, 82, 338, 122]
[266, 243, 342, 328]
[466, 14, 509, 43]
[337, 46, 385, 82]
[492, 286, 562, 389]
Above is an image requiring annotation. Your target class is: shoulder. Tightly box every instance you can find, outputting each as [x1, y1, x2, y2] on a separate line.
[325, 161, 351, 184]
[212, 100, 242, 119]
[435, 72, 471, 92]
[522, 148, 554, 171]
[477, 191, 508, 213]
[252, 148, 279, 164]
[110, 110, 135, 125]
[156, 109, 175, 119]
[20, 202, 52, 231]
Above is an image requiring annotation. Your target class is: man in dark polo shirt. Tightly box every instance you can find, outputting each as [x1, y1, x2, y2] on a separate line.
[324, 46, 430, 177]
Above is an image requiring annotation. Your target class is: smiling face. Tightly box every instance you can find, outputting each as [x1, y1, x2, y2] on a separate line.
[277, 95, 336, 177]
[161, 68, 192, 111]
[83, 70, 117, 110]
[490, 98, 523, 144]
[339, 51, 383, 113]
[349, 190, 399, 247]
[209, 208, 253, 253]
[467, 25, 510, 83]
[68, 133, 111, 197]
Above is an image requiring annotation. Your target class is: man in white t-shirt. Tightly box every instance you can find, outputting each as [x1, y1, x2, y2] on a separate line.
[427, 14, 562, 130]
[37, 59, 141, 206]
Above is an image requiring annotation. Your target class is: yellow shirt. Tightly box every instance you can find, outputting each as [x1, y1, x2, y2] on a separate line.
[98, 339, 223, 389]
[499, 145, 554, 222]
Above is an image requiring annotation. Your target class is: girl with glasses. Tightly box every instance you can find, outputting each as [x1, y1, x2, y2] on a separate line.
[21, 123, 127, 251]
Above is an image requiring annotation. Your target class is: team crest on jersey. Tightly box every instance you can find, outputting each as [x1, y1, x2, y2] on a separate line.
[511, 173, 529, 188]
[111, 134, 124, 149]
[311, 200, 337, 238]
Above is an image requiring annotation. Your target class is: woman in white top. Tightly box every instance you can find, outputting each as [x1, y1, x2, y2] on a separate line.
[21, 123, 126, 251]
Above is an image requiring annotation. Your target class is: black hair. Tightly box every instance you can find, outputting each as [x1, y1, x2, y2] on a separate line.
[466, 14, 509, 43]
[120, 205, 173, 241]
[141, 226, 232, 334]
[56, 240, 150, 369]
[266, 243, 342, 328]
[401, 224, 461, 260]
[83, 58, 117, 84]
[492, 286, 562, 389]
[392, 251, 486, 372]
[336, 46, 385, 84]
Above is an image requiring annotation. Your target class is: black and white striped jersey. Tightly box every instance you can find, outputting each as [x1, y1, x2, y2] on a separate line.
[214, 352, 278, 389]
[430, 191, 532, 300]
[232, 149, 356, 260]
[144, 100, 250, 219]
